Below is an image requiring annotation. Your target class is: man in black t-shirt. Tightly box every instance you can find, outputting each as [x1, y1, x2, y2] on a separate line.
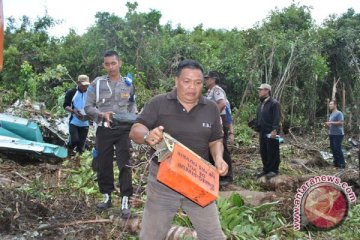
[129, 60, 228, 240]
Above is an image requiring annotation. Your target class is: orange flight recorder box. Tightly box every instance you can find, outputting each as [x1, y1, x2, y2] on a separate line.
[157, 141, 219, 207]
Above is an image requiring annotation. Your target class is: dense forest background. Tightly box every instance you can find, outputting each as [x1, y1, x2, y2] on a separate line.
[1, 2, 360, 140]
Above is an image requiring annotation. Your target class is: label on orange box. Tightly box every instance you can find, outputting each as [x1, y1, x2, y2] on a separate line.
[156, 135, 219, 207]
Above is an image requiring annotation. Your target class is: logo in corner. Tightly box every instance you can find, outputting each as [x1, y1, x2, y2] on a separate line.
[293, 175, 356, 231]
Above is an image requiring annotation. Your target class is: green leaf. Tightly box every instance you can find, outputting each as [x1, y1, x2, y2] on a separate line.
[229, 193, 245, 207]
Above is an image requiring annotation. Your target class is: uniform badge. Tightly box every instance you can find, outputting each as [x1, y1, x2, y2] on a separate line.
[121, 93, 130, 99]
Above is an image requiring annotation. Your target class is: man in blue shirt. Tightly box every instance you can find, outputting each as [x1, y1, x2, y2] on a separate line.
[324, 100, 345, 168]
[63, 75, 90, 165]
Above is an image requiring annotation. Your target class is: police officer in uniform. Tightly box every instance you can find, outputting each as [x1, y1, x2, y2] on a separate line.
[205, 71, 233, 186]
[85, 50, 136, 218]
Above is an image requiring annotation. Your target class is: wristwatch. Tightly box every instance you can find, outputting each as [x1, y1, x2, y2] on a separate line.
[143, 131, 150, 144]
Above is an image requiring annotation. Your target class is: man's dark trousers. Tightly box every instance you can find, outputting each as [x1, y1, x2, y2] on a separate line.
[68, 124, 89, 153]
[207, 122, 233, 182]
[329, 134, 345, 167]
[221, 123, 233, 182]
[259, 133, 280, 173]
[95, 126, 133, 197]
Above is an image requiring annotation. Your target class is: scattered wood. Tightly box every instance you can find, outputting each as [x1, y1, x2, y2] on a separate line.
[331, 77, 340, 101]
[229, 145, 258, 154]
[13, 202, 20, 220]
[258, 175, 299, 192]
[288, 126, 299, 143]
[113, 217, 142, 235]
[289, 159, 319, 174]
[220, 190, 279, 206]
[36, 215, 199, 240]
[0, 174, 14, 188]
[13, 171, 32, 182]
[334, 169, 360, 183]
[290, 143, 330, 167]
[257, 170, 360, 193]
[166, 226, 197, 240]
[37, 219, 114, 231]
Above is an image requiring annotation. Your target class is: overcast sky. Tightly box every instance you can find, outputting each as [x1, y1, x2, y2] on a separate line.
[4, 0, 360, 37]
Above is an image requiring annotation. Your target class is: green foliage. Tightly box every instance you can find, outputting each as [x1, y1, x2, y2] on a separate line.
[233, 123, 254, 146]
[19, 175, 54, 201]
[19, 61, 37, 100]
[266, 3, 313, 33]
[236, 176, 262, 191]
[38, 65, 73, 108]
[0, 88, 18, 109]
[121, 64, 153, 110]
[51, 93, 67, 117]
[172, 211, 193, 228]
[63, 151, 98, 196]
[232, 103, 257, 146]
[2, 2, 360, 131]
[218, 193, 296, 239]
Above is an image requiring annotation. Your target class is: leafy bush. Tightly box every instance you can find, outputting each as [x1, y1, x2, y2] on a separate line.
[232, 102, 257, 146]
[63, 151, 98, 196]
[218, 193, 292, 239]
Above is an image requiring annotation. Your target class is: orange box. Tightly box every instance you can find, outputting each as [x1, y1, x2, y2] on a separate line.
[157, 142, 219, 207]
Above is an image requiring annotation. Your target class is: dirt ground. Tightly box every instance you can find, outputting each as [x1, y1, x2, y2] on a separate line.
[1, 134, 359, 239]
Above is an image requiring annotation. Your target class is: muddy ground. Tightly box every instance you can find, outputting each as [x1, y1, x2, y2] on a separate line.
[0, 133, 359, 239]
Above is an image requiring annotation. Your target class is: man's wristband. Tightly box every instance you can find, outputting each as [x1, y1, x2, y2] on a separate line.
[143, 131, 150, 144]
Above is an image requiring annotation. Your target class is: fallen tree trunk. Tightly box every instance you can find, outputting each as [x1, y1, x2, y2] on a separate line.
[37, 216, 198, 240]
[258, 175, 299, 192]
[220, 189, 279, 206]
[166, 226, 197, 240]
[257, 170, 360, 193]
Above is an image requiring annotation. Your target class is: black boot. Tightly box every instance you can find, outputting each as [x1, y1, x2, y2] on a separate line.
[96, 193, 112, 212]
[121, 196, 131, 219]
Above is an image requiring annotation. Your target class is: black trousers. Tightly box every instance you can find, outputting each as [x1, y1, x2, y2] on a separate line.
[67, 124, 89, 153]
[259, 133, 280, 173]
[209, 115, 233, 182]
[221, 121, 233, 181]
[95, 126, 133, 197]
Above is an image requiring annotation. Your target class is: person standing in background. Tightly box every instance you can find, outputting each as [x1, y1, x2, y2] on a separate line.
[324, 100, 345, 169]
[63, 75, 90, 166]
[205, 71, 233, 186]
[254, 83, 281, 179]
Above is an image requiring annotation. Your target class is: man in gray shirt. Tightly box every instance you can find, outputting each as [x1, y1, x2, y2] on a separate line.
[324, 100, 345, 168]
[85, 50, 136, 218]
